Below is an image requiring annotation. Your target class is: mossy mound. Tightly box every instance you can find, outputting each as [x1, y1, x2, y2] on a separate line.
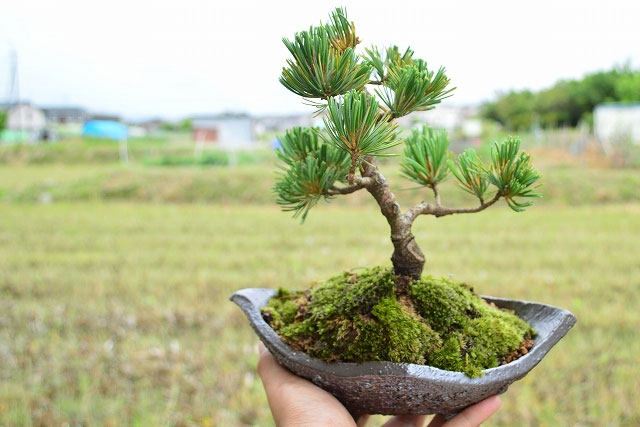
[262, 267, 535, 378]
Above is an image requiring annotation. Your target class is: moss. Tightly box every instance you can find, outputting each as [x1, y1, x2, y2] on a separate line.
[408, 275, 478, 333]
[309, 267, 396, 318]
[410, 274, 535, 377]
[368, 296, 441, 363]
[262, 267, 536, 378]
[429, 332, 466, 374]
[260, 287, 305, 330]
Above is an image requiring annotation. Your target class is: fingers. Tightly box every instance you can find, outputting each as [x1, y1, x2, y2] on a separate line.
[257, 342, 500, 427]
[356, 415, 371, 427]
[256, 342, 357, 426]
[382, 414, 428, 427]
[257, 342, 308, 425]
[431, 396, 501, 427]
[257, 342, 305, 394]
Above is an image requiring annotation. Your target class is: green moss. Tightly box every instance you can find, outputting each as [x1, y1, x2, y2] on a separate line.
[369, 296, 441, 363]
[408, 275, 477, 333]
[262, 267, 536, 377]
[260, 287, 305, 330]
[463, 316, 525, 370]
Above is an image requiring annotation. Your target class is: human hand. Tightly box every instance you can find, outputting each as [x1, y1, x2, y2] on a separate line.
[257, 342, 501, 427]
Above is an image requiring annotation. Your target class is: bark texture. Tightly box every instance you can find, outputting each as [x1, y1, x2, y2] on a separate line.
[361, 160, 425, 280]
[339, 158, 502, 283]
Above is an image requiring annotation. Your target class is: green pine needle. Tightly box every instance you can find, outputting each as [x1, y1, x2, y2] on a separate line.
[275, 127, 320, 166]
[274, 9, 541, 223]
[363, 45, 415, 82]
[401, 126, 451, 187]
[363, 46, 386, 82]
[376, 59, 454, 118]
[323, 90, 400, 164]
[324, 7, 360, 53]
[487, 136, 542, 211]
[273, 127, 350, 220]
[280, 10, 370, 99]
[448, 149, 489, 200]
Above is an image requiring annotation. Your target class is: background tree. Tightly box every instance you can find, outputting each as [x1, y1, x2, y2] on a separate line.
[480, 90, 536, 131]
[481, 65, 640, 130]
[274, 8, 541, 282]
[615, 72, 640, 102]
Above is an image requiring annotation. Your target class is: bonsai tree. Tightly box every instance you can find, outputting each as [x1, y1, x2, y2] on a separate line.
[264, 8, 541, 377]
[275, 8, 540, 282]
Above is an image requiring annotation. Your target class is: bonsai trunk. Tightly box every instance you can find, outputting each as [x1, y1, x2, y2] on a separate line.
[391, 229, 425, 281]
[362, 159, 425, 283]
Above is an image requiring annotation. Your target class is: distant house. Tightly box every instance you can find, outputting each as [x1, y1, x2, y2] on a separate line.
[90, 113, 122, 122]
[594, 103, 640, 153]
[192, 113, 254, 148]
[0, 103, 47, 142]
[42, 106, 88, 124]
[39, 106, 88, 139]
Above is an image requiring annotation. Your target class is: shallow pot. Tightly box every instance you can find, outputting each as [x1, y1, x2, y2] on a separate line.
[231, 288, 576, 417]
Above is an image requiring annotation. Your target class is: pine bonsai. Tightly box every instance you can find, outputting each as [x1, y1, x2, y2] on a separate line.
[265, 8, 541, 377]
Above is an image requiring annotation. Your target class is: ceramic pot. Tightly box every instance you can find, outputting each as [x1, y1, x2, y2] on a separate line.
[231, 288, 576, 417]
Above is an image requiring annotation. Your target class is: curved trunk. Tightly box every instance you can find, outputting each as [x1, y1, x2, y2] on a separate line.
[391, 230, 425, 280]
[362, 159, 425, 283]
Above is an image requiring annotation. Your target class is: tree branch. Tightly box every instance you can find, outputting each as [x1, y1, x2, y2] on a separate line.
[367, 80, 383, 85]
[326, 177, 372, 195]
[431, 185, 441, 206]
[405, 192, 502, 222]
[361, 158, 403, 221]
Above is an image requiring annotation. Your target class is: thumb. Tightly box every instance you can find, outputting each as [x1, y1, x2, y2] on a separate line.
[382, 414, 428, 426]
[433, 396, 501, 427]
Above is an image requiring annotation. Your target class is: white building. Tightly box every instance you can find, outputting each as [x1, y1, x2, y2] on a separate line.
[1, 103, 47, 141]
[5, 103, 47, 131]
[594, 103, 640, 153]
[191, 113, 254, 148]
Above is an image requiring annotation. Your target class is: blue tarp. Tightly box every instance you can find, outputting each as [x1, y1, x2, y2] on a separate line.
[82, 120, 127, 141]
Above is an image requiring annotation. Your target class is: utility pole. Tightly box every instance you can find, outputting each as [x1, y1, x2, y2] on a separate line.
[8, 50, 19, 104]
[7, 49, 23, 138]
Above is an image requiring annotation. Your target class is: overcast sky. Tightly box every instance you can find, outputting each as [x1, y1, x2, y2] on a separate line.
[1, 0, 639, 120]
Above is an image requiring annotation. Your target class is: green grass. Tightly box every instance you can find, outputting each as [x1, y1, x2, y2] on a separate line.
[1, 162, 639, 206]
[1, 202, 639, 425]
[0, 137, 638, 425]
[0, 137, 272, 167]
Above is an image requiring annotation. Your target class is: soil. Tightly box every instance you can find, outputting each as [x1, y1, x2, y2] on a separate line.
[500, 337, 535, 365]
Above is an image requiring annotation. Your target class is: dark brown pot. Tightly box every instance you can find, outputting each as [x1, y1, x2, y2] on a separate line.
[231, 288, 576, 417]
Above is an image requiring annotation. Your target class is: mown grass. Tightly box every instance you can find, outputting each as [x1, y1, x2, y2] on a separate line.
[1, 162, 639, 207]
[0, 134, 638, 425]
[1, 202, 639, 426]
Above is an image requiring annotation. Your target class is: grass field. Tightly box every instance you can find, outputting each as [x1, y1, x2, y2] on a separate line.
[0, 135, 639, 425]
[1, 162, 640, 206]
[1, 199, 639, 426]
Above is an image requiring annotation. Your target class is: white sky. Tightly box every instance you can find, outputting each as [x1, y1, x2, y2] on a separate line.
[1, 0, 639, 120]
